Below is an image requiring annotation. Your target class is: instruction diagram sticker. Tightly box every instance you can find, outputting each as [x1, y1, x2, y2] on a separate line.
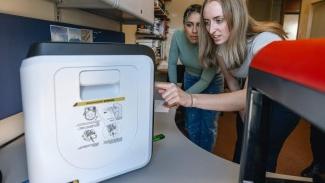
[102, 122, 123, 145]
[106, 123, 118, 137]
[112, 103, 122, 120]
[100, 102, 124, 145]
[83, 106, 97, 121]
[73, 97, 125, 150]
[102, 103, 123, 121]
[78, 128, 99, 150]
[82, 129, 97, 142]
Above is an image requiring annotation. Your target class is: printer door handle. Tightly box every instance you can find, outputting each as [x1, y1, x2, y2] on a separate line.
[80, 70, 120, 86]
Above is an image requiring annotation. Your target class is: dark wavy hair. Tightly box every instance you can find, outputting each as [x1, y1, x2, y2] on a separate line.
[183, 4, 202, 24]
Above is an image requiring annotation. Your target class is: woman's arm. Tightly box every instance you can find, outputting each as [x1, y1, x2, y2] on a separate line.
[167, 33, 180, 84]
[192, 89, 246, 111]
[155, 82, 246, 112]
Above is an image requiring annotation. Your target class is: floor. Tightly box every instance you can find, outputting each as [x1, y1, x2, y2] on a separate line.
[213, 112, 313, 176]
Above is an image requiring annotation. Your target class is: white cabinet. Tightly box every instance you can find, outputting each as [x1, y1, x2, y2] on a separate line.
[57, 0, 154, 24]
[110, 0, 154, 24]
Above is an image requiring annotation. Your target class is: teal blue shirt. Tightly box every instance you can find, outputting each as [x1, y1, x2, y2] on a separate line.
[168, 30, 217, 94]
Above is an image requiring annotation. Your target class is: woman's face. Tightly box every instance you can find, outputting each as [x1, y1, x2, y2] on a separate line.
[203, 1, 230, 45]
[184, 12, 200, 44]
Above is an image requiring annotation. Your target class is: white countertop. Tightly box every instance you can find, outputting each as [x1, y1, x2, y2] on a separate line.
[0, 110, 239, 183]
[0, 110, 311, 183]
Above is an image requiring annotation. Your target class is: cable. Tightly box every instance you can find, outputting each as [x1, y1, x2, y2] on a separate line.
[0, 133, 25, 150]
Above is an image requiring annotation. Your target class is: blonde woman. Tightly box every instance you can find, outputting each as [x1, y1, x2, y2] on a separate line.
[157, 0, 299, 172]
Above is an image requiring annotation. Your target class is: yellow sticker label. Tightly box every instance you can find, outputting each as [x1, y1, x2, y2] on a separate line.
[73, 97, 125, 107]
[68, 180, 79, 183]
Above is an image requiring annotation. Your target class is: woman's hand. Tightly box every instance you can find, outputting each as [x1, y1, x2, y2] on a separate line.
[155, 82, 192, 107]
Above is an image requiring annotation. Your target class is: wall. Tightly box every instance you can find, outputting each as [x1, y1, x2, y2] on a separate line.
[309, 1, 325, 38]
[0, 0, 121, 32]
[247, 0, 283, 22]
[122, 25, 137, 44]
[166, 0, 204, 30]
[297, 0, 323, 39]
[248, 0, 273, 21]
[247, 0, 324, 39]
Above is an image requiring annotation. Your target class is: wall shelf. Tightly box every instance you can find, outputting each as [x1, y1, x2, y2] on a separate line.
[136, 32, 166, 40]
[135, 0, 171, 62]
[154, 6, 168, 19]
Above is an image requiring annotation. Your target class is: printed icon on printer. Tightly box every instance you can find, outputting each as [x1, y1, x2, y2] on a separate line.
[102, 103, 123, 121]
[83, 106, 97, 121]
[106, 123, 118, 137]
[82, 129, 97, 142]
[112, 103, 122, 120]
[103, 108, 115, 122]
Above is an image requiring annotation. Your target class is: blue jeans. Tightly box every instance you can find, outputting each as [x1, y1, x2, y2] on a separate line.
[309, 125, 325, 173]
[184, 72, 224, 152]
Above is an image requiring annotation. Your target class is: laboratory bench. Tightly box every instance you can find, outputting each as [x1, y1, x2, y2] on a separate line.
[0, 110, 312, 183]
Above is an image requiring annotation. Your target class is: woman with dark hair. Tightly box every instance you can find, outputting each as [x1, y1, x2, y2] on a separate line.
[167, 4, 224, 152]
[158, 0, 300, 172]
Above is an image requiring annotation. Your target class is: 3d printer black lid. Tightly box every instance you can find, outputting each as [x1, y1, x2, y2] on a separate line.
[27, 42, 155, 63]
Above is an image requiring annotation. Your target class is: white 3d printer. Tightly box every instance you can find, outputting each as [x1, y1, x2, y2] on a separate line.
[20, 43, 155, 183]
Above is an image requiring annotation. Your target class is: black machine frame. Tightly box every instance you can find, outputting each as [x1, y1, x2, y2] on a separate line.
[239, 68, 325, 183]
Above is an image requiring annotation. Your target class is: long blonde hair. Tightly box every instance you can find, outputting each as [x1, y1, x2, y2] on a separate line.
[199, 0, 287, 69]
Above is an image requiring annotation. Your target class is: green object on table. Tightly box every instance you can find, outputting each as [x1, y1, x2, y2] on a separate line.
[153, 134, 165, 142]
